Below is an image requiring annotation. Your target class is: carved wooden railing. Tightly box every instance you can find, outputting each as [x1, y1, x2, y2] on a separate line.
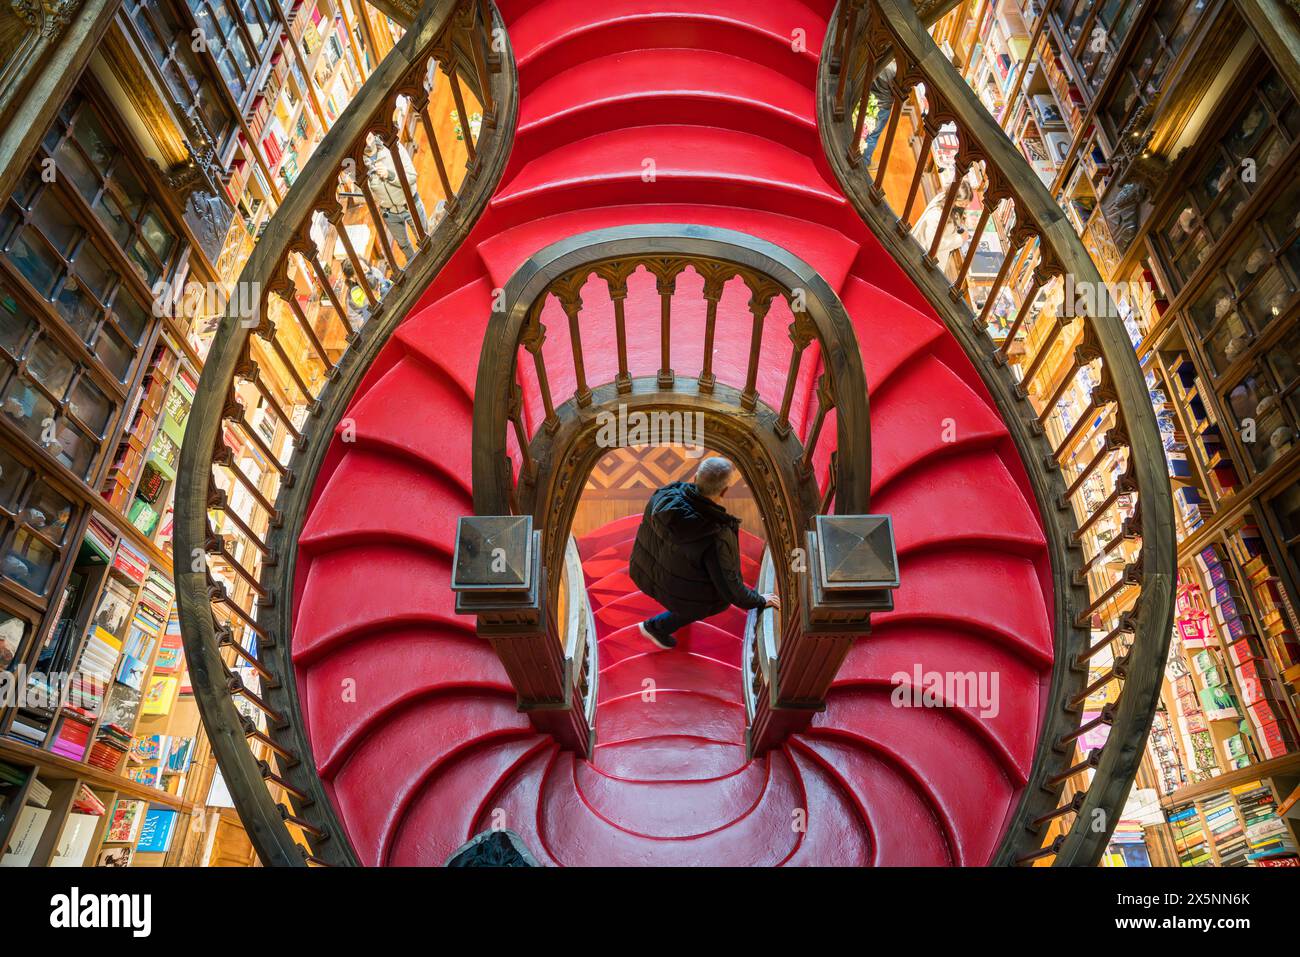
[465, 224, 895, 757]
[173, 0, 515, 867]
[822, 0, 1175, 866]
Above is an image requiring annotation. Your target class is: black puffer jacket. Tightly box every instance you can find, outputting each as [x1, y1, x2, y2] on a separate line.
[628, 482, 767, 620]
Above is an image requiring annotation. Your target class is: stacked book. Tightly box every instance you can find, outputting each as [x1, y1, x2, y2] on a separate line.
[1168, 804, 1212, 866]
[1237, 781, 1300, 864]
[76, 627, 122, 687]
[71, 785, 106, 816]
[50, 710, 94, 760]
[88, 723, 132, 773]
[1202, 790, 1247, 865]
[111, 538, 149, 586]
[26, 775, 52, 808]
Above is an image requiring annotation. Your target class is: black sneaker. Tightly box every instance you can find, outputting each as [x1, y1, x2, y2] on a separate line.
[638, 621, 677, 650]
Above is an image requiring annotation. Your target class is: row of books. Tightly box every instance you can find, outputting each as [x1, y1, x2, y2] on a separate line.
[1196, 542, 1300, 761]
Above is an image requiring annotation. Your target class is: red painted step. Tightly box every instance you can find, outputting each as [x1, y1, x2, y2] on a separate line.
[289, 0, 1056, 865]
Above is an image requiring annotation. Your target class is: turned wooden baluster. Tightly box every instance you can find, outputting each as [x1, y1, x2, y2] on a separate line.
[976, 219, 1038, 335]
[552, 275, 592, 407]
[595, 261, 636, 394]
[212, 440, 278, 519]
[443, 57, 477, 163]
[233, 353, 302, 448]
[1062, 424, 1129, 503]
[520, 304, 560, 433]
[927, 154, 973, 263]
[776, 309, 817, 437]
[698, 267, 728, 394]
[998, 256, 1060, 359]
[832, 0, 861, 118]
[206, 487, 271, 560]
[355, 157, 400, 274]
[507, 379, 535, 483]
[328, 200, 379, 309]
[1032, 325, 1099, 426]
[1055, 375, 1118, 465]
[417, 105, 457, 208]
[869, 64, 908, 181]
[741, 278, 781, 412]
[460, 1, 495, 122]
[652, 260, 686, 389]
[385, 137, 428, 245]
[251, 316, 314, 406]
[222, 394, 288, 477]
[900, 110, 941, 227]
[298, 241, 355, 341]
[955, 174, 1004, 295]
[800, 373, 836, 473]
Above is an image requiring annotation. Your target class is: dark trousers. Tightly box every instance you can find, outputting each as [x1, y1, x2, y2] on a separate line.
[645, 609, 704, 638]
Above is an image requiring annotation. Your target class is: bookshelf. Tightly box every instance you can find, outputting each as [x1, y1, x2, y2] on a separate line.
[0, 0, 400, 867]
[935, 0, 1300, 867]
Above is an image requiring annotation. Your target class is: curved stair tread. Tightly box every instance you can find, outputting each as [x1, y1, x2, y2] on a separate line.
[867, 353, 1012, 496]
[293, 547, 462, 663]
[328, 691, 536, 865]
[597, 688, 746, 744]
[575, 513, 645, 560]
[394, 277, 499, 402]
[509, 0, 824, 85]
[873, 447, 1046, 561]
[874, 549, 1055, 665]
[299, 449, 469, 558]
[811, 689, 1017, 866]
[388, 736, 551, 866]
[792, 734, 954, 865]
[340, 356, 474, 490]
[593, 734, 748, 781]
[573, 759, 768, 837]
[834, 623, 1047, 781]
[471, 743, 563, 866]
[598, 619, 742, 668]
[476, 204, 860, 294]
[519, 48, 815, 143]
[780, 740, 873, 866]
[493, 125, 845, 220]
[303, 629, 512, 774]
[597, 650, 741, 702]
[838, 274, 943, 393]
[540, 750, 803, 865]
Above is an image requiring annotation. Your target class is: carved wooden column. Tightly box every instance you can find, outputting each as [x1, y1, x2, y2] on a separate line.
[750, 514, 900, 756]
[451, 515, 592, 755]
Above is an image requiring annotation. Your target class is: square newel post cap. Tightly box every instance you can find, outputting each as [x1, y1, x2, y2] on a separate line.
[451, 516, 542, 621]
[807, 514, 900, 621]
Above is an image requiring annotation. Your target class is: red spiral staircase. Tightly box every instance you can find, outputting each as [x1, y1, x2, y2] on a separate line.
[174, 0, 1174, 867]
[287, 0, 1052, 866]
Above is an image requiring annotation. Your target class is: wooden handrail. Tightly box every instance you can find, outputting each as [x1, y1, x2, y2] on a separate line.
[821, 0, 1175, 866]
[173, 0, 515, 867]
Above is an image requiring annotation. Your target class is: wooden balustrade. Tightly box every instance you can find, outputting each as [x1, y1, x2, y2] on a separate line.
[470, 224, 894, 758]
[173, 0, 515, 867]
[821, 0, 1175, 866]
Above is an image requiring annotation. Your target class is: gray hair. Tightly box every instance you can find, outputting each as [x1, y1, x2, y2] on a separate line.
[694, 457, 735, 498]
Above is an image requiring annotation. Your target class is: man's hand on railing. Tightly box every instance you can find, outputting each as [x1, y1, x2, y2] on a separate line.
[761, 593, 781, 610]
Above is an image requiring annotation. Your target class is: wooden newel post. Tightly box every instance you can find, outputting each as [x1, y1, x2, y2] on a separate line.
[750, 515, 900, 757]
[451, 515, 592, 756]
